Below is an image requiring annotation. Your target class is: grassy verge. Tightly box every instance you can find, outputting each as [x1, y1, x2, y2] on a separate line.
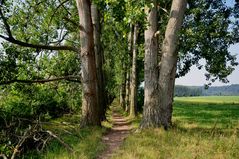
[112, 96, 239, 159]
[22, 115, 106, 159]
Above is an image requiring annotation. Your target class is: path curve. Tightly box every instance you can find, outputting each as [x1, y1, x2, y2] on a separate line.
[97, 112, 131, 159]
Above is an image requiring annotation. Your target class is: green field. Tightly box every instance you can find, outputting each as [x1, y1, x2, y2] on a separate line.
[174, 96, 239, 104]
[112, 96, 239, 159]
[174, 96, 239, 129]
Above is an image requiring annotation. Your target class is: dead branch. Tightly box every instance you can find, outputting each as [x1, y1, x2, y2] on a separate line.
[0, 154, 7, 159]
[0, 114, 76, 159]
[45, 130, 74, 153]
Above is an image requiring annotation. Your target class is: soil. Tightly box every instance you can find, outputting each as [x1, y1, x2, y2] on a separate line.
[97, 112, 132, 159]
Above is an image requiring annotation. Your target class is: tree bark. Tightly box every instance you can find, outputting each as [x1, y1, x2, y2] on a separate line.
[140, 1, 160, 128]
[76, 0, 100, 126]
[120, 62, 126, 109]
[129, 24, 138, 118]
[141, 0, 187, 129]
[158, 0, 187, 129]
[125, 71, 130, 112]
[125, 24, 134, 113]
[91, 4, 107, 121]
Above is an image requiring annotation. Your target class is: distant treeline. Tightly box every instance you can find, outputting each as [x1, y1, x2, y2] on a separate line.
[174, 84, 239, 96]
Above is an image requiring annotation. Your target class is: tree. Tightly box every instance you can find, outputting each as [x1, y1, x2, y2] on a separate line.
[75, 0, 100, 125]
[140, 0, 159, 127]
[91, 3, 107, 121]
[0, 0, 101, 126]
[129, 24, 139, 117]
[141, 0, 239, 129]
[141, 0, 187, 129]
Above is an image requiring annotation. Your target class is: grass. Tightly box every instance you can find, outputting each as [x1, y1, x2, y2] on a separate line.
[20, 100, 121, 159]
[174, 96, 239, 104]
[22, 115, 106, 159]
[112, 96, 239, 159]
[174, 97, 239, 129]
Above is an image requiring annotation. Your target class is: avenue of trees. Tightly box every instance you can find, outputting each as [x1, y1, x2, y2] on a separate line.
[0, 0, 239, 157]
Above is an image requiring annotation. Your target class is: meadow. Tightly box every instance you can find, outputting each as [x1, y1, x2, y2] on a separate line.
[16, 96, 239, 159]
[112, 96, 239, 159]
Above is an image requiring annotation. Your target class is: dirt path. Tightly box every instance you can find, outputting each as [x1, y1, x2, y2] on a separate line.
[97, 112, 132, 159]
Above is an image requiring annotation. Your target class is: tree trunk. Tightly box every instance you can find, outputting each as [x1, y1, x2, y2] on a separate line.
[129, 24, 138, 118]
[120, 62, 126, 109]
[140, 1, 159, 128]
[76, 0, 100, 126]
[125, 71, 130, 112]
[141, 0, 186, 129]
[158, 0, 187, 129]
[125, 24, 134, 113]
[91, 4, 106, 121]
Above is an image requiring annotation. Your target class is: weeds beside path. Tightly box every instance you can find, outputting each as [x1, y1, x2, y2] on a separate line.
[98, 109, 132, 159]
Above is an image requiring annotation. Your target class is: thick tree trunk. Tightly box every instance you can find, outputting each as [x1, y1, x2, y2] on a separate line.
[158, 0, 187, 129]
[76, 0, 100, 126]
[141, 0, 186, 129]
[140, 1, 159, 128]
[91, 4, 106, 121]
[129, 24, 138, 118]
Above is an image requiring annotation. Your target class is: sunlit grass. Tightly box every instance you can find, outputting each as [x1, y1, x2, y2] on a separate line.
[113, 96, 239, 159]
[174, 96, 239, 104]
[112, 127, 239, 159]
[174, 96, 239, 128]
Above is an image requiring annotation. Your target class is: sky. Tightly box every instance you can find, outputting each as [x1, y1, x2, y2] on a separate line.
[175, 44, 239, 86]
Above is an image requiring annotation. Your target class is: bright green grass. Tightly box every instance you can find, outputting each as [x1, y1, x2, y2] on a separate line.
[174, 96, 239, 104]
[174, 96, 239, 128]
[112, 96, 239, 159]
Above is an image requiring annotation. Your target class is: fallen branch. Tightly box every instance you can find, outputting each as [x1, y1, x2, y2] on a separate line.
[0, 154, 7, 159]
[0, 115, 75, 159]
[46, 130, 74, 153]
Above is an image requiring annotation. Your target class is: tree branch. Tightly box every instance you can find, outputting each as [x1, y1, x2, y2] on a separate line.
[46, 130, 74, 153]
[0, 75, 81, 85]
[0, 34, 78, 52]
[0, 6, 78, 52]
[48, 0, 70, 28]
[0, 154, 7, 159]
[0, 7, 13, 38]
[63, 17, 85, 32]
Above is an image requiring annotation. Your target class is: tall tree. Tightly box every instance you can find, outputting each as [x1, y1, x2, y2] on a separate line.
[125, 24, 134, 113]
[158, 0, 187, 129]
[129, 24, 139, 117]
[140, 0, 159, 127]
[91, 3, 107, 121]
[141, 0, 187, 129]
[76, 0, 100, 125]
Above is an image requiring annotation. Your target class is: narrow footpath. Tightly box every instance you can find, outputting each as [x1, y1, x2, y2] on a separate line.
[97, 111, 132, 159]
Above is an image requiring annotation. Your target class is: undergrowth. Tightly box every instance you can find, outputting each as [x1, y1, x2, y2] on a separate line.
[20, 115, 106, 159]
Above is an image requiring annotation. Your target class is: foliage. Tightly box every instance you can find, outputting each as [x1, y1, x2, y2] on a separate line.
[177, 0, 239, 85]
